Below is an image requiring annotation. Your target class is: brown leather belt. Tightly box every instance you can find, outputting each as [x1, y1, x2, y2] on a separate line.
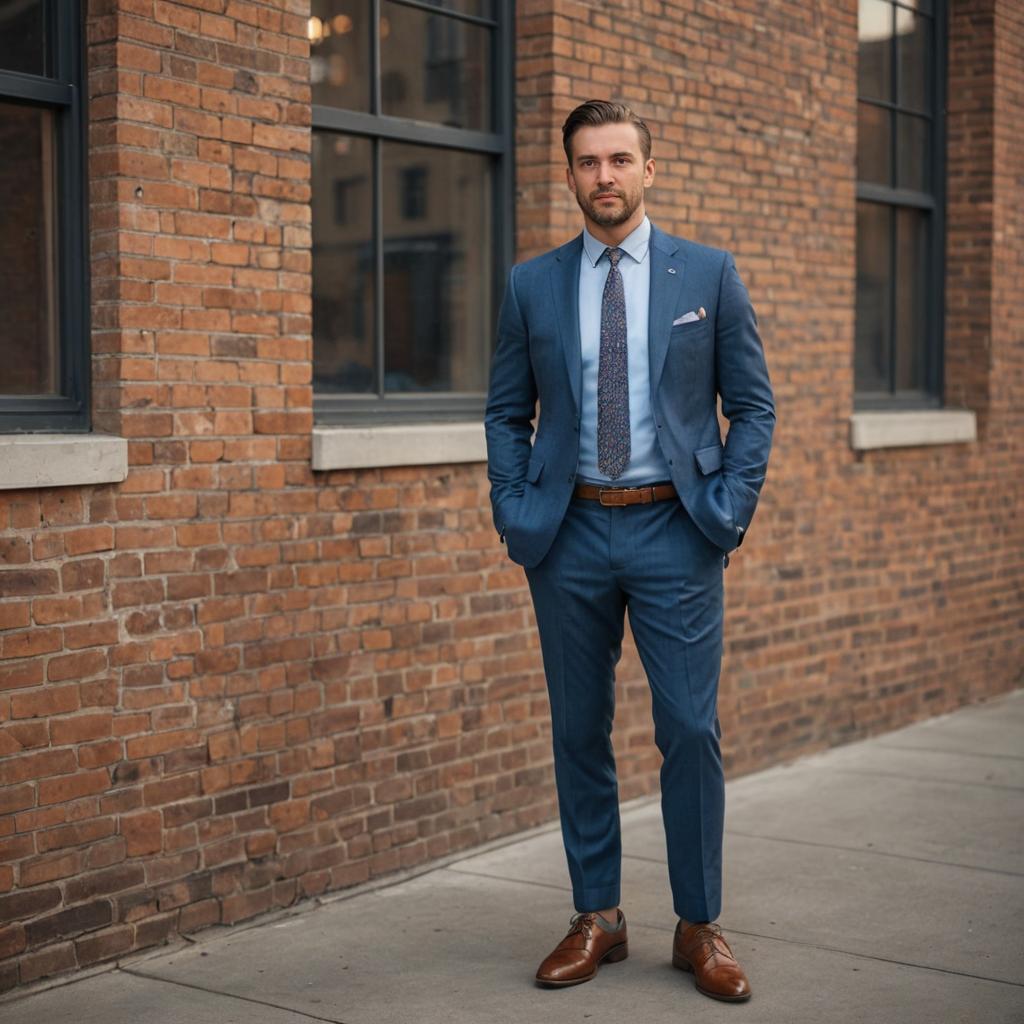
[573, 482, 677, 507]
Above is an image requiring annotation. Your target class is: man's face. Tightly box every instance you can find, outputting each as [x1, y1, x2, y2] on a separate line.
[566, 122, 655, 230]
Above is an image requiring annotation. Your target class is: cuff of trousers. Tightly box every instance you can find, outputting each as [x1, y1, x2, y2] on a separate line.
[574, 884, 622, 913]
[673, 895, 721, 925]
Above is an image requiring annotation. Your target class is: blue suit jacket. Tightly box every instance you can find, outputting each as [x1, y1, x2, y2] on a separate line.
[485, 223, 775, 569]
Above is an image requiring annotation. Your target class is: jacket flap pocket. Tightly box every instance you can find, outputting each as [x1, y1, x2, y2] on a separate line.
[526, 453, 544, 483]
[694, 443, 723, 475]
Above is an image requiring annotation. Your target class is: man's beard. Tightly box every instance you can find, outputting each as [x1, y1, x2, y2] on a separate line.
[575, 184, 644, 227]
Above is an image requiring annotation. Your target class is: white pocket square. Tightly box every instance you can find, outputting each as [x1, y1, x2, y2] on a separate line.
[672, 307, 706, 326]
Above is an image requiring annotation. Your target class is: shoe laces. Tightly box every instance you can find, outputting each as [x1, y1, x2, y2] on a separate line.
[688, 923, 735, 965]
[567, 912, 596, 939]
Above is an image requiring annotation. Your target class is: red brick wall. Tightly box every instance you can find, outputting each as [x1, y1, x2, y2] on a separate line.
[0, 0, 1020, 993]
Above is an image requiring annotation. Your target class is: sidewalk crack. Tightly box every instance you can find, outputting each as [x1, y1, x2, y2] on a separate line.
[120, 967, 350, 1024]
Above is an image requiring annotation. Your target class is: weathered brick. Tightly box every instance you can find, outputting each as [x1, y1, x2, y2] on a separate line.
[11, 684, 81, 719]
[17, 941, 76, 984]
[0, 888, 63, 925]
[19, 850, 82, 887]
[120, 811, 163, 856]
[1, 748, 76, 786]
[0, 569, 58, 598]
[24, 900, 113, 947]
[37, 769, 111, 807]
[75, 923, 134, 966]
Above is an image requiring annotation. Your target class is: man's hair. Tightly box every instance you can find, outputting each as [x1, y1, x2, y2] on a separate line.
[562, 100, 652, 165]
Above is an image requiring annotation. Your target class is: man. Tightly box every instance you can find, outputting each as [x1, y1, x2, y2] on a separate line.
[484, 100, 775, 1003]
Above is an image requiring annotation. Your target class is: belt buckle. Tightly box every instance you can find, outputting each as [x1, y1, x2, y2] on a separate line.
[598, 488, 628, 507]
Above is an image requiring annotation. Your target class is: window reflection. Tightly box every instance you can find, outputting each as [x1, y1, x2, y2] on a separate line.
[857, 102, 890, 186]
[855, 202, 892, 395]
[382, 143, 492, 392]
[382, 1, 491, 130]
[894, 208, 928, 392]
[312, 133, 375, 393]
[310, 1, 371, 111]
[897, 7, 932, 113]
[0, 102, 59, 396]
[857, 0, 892, 102]
[0, 0, 45, 77]
[896, 113, 930, 192]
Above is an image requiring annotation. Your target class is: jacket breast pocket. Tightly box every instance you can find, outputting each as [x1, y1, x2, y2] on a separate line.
[670, 318, 713, 342]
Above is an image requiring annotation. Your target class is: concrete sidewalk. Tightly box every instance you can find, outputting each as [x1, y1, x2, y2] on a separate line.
[3, 689, 1022, 1024]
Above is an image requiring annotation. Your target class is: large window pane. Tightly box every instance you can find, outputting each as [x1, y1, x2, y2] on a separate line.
[897, 8, 932, 113]
[855, 202, 893, 394]
[858, 0, 892, 103]
[381, 1, 491, 131]
[0, 102, 59, 396]
[309, 0, 371, 111]
[894, 207, 929, 392]
[857, 102, 891, 185]
[0, 0, 46, 76]
[312, 132, 376, 394]
[856, 0, 942, 405]
[310, 0, 509, 418]
[381, 143, 492, 392]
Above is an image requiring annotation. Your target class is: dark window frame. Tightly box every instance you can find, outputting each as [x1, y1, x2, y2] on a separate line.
[0, 0, 90, 433]
[312, 0, 516, 426]
[855, 0, 947, 410]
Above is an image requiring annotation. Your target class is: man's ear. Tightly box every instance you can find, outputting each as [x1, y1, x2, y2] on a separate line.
[644, 158, 656, 188]
[565, 165, 576, 194]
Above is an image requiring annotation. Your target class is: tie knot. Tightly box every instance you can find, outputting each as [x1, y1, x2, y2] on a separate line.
[604, 247, 623, 268]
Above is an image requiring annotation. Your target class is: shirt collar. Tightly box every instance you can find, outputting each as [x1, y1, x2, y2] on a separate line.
[582, 215, 651, 268]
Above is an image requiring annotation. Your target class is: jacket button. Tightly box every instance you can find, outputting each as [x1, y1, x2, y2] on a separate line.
[567, 474, 574, 482]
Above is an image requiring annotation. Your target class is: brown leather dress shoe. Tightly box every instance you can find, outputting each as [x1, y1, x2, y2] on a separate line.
[535, 911, 629, 987]
[672, 921, 751, 1002]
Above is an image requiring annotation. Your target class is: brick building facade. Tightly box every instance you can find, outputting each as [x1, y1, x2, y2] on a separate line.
[0, 0, 1021, 992]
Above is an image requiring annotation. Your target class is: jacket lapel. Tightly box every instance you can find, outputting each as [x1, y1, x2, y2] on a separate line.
[551, 235, 583, 414]
[648, 225, 687, 398]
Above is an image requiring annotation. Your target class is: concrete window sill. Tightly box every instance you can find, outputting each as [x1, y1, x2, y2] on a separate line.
[849, 409, 977, 451]
[312, 422, 487, 470]
[0, 434, 129, 491]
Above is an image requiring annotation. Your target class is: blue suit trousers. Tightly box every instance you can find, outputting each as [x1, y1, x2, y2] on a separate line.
[525, 492, 726, 923]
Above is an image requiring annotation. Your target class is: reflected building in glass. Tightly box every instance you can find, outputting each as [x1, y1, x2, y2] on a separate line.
[309, 1, 503, 414]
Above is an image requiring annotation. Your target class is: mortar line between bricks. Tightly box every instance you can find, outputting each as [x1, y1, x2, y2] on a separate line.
[819, 766, 1024, 792]
[118, 967, 351, 1024]
[873, 743, 1024, 762]
[705, 832, 1024, 877]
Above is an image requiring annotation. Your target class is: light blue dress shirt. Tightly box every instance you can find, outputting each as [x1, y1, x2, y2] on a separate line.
[576, 216, 672, 485]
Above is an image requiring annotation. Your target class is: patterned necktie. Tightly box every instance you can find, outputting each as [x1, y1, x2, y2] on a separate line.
[597, 247, 630, 479]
